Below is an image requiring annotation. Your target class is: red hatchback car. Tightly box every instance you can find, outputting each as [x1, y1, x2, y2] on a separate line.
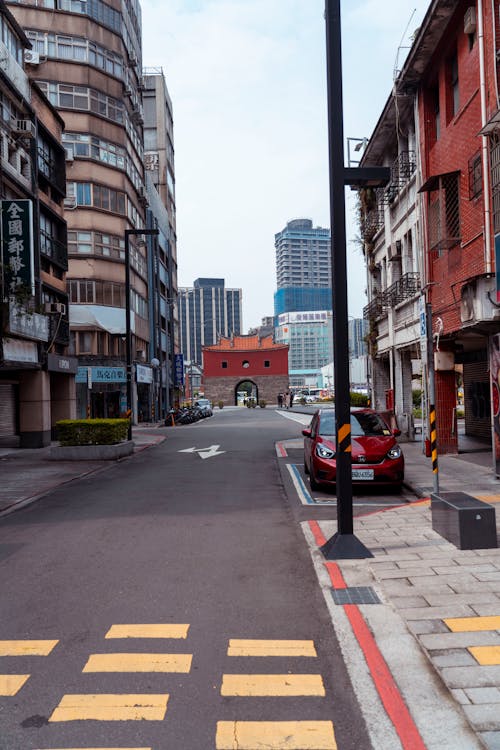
[302, 408, 404, 491]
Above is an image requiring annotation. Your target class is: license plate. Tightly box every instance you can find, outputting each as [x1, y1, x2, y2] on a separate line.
[352, 468, 374, 481]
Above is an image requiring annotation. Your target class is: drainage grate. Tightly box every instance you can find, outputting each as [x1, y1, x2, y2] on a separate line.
[331, 586, 381, 605]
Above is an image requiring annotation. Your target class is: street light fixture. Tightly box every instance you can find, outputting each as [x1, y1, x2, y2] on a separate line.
[125, 228, 159, 441]
[322, 0, 390, 559]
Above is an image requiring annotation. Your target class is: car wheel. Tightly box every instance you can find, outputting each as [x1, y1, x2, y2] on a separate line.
[309, 469, 321, 491]
[303, 453, 310, 475]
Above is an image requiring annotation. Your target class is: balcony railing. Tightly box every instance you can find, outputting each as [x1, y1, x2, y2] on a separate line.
[363, 272, 420, 320]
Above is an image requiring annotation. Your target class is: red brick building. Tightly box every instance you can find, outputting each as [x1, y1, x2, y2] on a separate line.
[203, 334, 289, 406]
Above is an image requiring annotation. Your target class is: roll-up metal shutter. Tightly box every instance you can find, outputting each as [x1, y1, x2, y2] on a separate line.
[463, 361, 491, 439]
[0, 384, 17, 440]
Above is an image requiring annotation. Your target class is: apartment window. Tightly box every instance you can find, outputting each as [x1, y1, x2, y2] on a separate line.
[69, 279, 126, 307]
[66, 182, 126, 215]
[221, 361, 228, 368]
[264, 360, 270, 368]
[37, 81, 125, 124]
[448, 50, 459, 120]
[78, 331, 92, 353]
[423, 171, 461, 254]
[468, 152, 482, 199]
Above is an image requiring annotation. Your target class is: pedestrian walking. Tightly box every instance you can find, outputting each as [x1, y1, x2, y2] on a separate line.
[289, 391, 294, 409]
[285, 391, 289, 409]
[277, 393, 283, 408]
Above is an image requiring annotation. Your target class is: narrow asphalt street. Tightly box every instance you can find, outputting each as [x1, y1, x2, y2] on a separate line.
[1, 407, 373, 750]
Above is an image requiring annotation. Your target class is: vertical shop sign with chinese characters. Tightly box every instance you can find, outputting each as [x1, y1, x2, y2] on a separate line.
[1, 199, 34, 300]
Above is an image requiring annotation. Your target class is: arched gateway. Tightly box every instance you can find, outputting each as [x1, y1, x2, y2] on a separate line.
[202, 335, 289, 407]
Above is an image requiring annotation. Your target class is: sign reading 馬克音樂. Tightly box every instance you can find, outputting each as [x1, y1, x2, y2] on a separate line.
[1, 199, 34, 300]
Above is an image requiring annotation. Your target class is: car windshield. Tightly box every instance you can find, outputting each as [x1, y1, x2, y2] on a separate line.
[196, 399, 210, 406]
[319, 411, 391, 437]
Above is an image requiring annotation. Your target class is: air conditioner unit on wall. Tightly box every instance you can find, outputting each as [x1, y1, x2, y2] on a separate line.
[24, 50, 40, 65]
[460, 278, 500, 324]
[44, 302, 66, 315]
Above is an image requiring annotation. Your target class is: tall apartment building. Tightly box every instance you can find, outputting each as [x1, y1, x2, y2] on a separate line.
[178, 278, 242, 367]
[274, 218, 332, 315]
[0, 0, 75, 447]
[8, 0, 175, 423]
[274, 218, 333, 387]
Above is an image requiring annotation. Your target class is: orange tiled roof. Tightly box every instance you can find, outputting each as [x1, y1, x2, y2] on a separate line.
[204, 334, 285, 351]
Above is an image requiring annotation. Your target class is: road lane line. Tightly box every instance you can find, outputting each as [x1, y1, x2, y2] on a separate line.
[49, 694, 169, 722]
[216, 720, 336, 749]
[468, 646, 500, 665]
[221, 674, 325, 696]
[0, 674, 29, 695]
[287, 463, 314, 505]
[0, 640, 58, 656]
[444, 616, 500, 632]
[228, 639, 317, 657]
[82, 653, 192, 672]
[105, 624, 189, 639]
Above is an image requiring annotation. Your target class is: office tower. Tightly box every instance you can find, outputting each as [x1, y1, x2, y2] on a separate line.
[9, 0, 175, 422]
[348, 317, 368, 359]
[274, 219, 333, 387]
[178, 278, 242, 366]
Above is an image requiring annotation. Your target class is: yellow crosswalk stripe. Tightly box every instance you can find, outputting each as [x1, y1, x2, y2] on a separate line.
[216, 721, 337, 749]
[0, 674, 29, 695]
[105, 624, 189, 639]
[444, 616, 500, 632]
[0, 640, 58, 656]
[221, 674, 325, 696]
[82, 653, 192, 673]
[468, 646, 500, 666]
[228, 639, 317, 657]
[49, 694, 169, 722]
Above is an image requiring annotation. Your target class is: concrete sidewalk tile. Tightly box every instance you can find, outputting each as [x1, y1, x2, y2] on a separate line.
[432, 650, 478, 668]
[471, 603, 500, 616]
[425, 593, 495, 607]
[480, 731, 500, 750]
[376, 567, 437, 580]
[408, 574, 471, 587]
[451, 688, 471, 704]
[441, 665, 500, 688]
[410, 583, 457, 595]
[366, 560, 399, 570]
[390, 595, 429, 609]
[465, 687, 500, 704]
[420, 632, 500, 650]
[462, 703, 500, 731]
[399, 604, 476, 620]
[377, 580, 413, 595]
[407, 620, 449, 636]
[449, 581, 500, 594]
[476, 550, 500, 557]
[473, 572, 500, 582]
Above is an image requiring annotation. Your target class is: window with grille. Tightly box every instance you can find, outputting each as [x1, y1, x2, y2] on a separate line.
[468, 152, 482, 199]
[425, 172, 461, 254]
[491, 133, 500, 234]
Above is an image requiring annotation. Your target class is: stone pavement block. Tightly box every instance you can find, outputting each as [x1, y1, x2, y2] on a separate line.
[450, 581, 500, 594]
[451, 688, 470, 704]
[432, 650, 478, 668]
[474, 572, 500, 582]
[407, 620, 450, 636]
[425, 592, 496, 606]
[420, 632, 500, 650]
[376, 567, 437, 580]
[465, 687, 500, 704]
[410, 582, 458, 595]
[471, 603, 500, 616]
[476, 550, 500, 557]
[409, 574, 477, 587]
[462, 703, 500, 731]
[390, 595, 429, 609]
[481, 731, 500, 750]
[441, 665, 500, 689]
[399, 604, 476, 620]
[377, 580, 414, 595]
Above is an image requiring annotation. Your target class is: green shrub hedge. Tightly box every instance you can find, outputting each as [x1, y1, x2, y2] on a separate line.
[56, 418, 129, 446]
[350, 392, 369, 406]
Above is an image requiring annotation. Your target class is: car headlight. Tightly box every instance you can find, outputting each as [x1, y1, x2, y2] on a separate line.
[316, 443, 336, 459]
[386, 445, 402, 460]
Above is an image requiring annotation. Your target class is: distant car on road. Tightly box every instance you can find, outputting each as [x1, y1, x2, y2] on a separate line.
[302, 407, 404, 491]
[194, 398, 213, 417]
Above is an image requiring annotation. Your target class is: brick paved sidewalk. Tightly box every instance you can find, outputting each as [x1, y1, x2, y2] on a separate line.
[316, 500, 500, 750]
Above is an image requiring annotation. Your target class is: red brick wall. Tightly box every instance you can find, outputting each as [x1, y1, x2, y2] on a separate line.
[417, 0, 494, 336]
[435, 369, 458, 453]
[203, 347, 289, 378]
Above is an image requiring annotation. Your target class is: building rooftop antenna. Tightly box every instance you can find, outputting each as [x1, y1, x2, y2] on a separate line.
[393, 8, 417, 81]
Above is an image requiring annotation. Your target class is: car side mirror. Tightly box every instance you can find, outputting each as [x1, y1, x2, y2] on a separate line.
[302, 428, 312, 438]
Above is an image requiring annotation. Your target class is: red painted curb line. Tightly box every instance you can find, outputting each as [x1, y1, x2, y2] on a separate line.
[308, 521, 427, 750]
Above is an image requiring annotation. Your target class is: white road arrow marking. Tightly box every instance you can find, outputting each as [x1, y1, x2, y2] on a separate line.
[178, 445, 225, 459]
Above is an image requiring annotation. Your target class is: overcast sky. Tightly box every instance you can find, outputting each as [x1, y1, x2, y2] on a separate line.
[141, 0, 430, 331]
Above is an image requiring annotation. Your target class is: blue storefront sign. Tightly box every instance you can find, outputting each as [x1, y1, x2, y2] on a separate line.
[76, 366, 126, 384]
[174, 353, 184, 386]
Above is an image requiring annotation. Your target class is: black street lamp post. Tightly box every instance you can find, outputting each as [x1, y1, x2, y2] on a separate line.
[125, 228, 159, 441]
[322, 0, 390, 559]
